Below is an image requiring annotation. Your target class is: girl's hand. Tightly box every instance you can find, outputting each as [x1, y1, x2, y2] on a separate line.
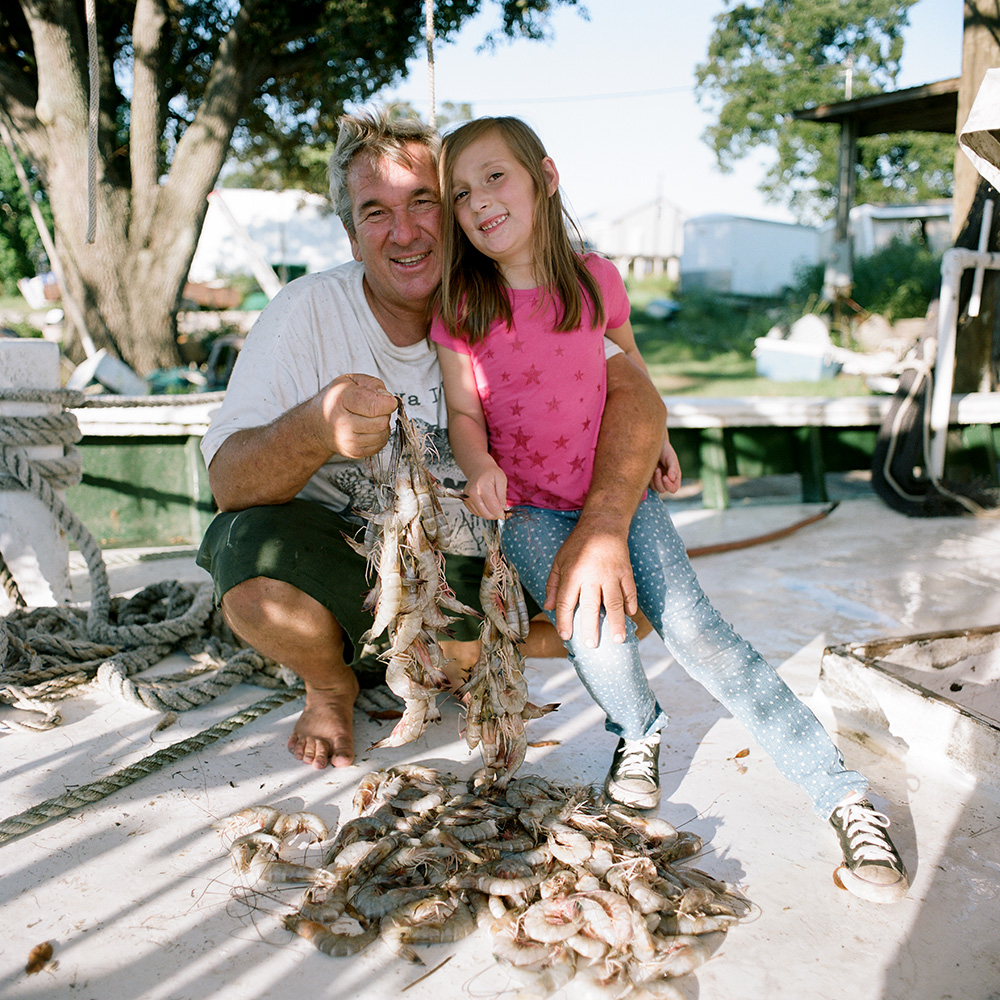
[463, 462, 508, 520]
[651, 435, 682, 494]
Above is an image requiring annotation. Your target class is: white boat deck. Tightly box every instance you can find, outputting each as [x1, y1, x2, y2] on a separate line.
[3, 488, 1000, 1000]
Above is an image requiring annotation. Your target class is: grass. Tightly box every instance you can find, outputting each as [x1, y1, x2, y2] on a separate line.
[3, 281, 875, 398]
[627, 277, 875, 398]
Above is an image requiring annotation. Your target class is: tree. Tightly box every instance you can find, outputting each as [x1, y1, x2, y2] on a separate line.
[0, 1, 582, 374]
[694, 0, 955, 224]
[223, 101, 474, 195]
[0, 146, 50, 295]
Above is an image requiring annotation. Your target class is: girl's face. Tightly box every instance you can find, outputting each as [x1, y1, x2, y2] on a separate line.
[449, 131, 558, 285]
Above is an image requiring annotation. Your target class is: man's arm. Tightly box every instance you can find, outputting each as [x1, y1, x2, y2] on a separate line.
[208, 373, 399, 512]
[544, 353, 666, 648]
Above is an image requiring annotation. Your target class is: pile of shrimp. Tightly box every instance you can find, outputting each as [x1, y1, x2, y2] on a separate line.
[355, 400, 478, 749]
[459, 522, 557, 787]
[218, 765, 751, 999]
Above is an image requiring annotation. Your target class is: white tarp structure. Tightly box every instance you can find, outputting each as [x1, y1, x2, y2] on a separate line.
[189, 188, 354, 283]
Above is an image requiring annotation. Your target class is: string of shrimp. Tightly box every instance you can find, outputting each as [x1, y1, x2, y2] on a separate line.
[458, 521, 556, 788]
[352, 399, 478, 749]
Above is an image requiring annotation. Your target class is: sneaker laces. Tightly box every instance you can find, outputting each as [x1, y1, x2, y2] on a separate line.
[836, 799, 898, 865]
[616, 737, 658, 780]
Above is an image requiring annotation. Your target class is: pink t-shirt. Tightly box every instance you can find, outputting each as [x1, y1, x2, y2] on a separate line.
[430, 254, 630, 510]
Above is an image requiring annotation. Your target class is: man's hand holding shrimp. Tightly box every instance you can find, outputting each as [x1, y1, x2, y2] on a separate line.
[317, 373, 400, 461]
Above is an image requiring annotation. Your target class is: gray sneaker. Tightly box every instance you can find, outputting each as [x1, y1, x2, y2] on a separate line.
[604, 734, 661, 809]
[829, 794, 909, 903]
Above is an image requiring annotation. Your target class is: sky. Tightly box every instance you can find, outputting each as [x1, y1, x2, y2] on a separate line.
[365, 0, 965, 229]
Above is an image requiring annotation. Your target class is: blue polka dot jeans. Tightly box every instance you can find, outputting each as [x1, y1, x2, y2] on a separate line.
[501, 493, 868, 819]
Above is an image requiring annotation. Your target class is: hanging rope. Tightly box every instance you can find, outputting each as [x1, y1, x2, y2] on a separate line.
[425, 0, 436, 127]
[0, 685, 303, 846]
[1, 389, 298, 731]
[84, 0, 99, 244]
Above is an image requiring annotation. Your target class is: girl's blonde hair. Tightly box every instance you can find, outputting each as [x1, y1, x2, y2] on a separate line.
[437, 117, 605, 343]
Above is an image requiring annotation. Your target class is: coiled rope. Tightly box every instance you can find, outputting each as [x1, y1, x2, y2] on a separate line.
[0, 685, 302, 846]
[1, 388, 298, 732]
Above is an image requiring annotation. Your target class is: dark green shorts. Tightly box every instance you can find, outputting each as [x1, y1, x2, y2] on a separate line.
[196, 499, 499, 665]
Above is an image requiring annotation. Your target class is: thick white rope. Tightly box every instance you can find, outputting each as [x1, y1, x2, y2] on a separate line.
[0, 389, 292, 729]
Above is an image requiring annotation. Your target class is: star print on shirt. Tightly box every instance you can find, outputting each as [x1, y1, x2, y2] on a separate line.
[546, 397, 560, 412]
[523, 365, 542, 385]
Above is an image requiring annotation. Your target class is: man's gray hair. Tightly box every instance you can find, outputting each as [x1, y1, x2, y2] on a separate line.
[329, 108, 440, 237]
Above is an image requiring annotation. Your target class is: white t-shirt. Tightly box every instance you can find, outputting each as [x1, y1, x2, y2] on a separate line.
[200, 260, 486, 555]
[200, 259, 625, 557]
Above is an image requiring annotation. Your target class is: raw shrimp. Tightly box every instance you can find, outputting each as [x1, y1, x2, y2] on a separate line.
[283, 913, 378, 957]
[380, 893, 466, 964]
[298, 882, 349, 922]
[217, 805, 281, 845]
[520, 897, 586, 943]
[351, 881, 437, 920]
[219, 767, 752, 989]
[272, 811, 328, 844]
[447, 872, 543, 898]
[491, 911, 554, 968]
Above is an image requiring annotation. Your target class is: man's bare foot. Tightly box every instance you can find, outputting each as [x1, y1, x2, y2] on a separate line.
[287, 673, 361, 769]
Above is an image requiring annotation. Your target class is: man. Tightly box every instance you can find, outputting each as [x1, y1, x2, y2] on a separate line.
[196, 109, 668, 770]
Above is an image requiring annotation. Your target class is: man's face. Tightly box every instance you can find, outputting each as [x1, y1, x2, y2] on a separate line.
[346, 144, 442, 314]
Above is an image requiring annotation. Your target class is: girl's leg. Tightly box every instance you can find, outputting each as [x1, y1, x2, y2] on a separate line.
[501, 507, 668, 741]
[626, 493, 868, 820]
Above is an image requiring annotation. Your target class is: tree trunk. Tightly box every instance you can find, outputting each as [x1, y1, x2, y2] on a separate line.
[10, 0, 257, 375]
[952, 1, 1000, 393]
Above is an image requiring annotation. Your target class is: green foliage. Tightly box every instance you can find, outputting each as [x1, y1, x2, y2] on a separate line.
[790, 238, 942, 321]
[226, 100, 476, 194]
[851, 239, 942, 320]
[219, 2, 576, 193]
[2, 1, 580, 194]
[0, 147, 49, 294]
[632, 285, 775, 364]
[695, 0, 954, 223]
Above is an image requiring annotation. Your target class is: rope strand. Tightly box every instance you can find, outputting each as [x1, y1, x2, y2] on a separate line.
[0, 686, 303, 845]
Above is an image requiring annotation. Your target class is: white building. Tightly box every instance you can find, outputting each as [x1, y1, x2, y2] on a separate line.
[680, 214, 823, 298]
[580, 198, 684, 282]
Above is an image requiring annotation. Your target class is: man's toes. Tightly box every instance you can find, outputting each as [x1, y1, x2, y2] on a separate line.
[304, 738, 331, 769]
[288, 734, 306, 761]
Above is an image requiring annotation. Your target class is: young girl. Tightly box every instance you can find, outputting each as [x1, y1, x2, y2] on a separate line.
[430, 116, 907, 904]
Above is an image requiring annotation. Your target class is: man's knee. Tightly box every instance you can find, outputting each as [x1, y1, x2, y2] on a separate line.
[221, 576, 339, 635]
[220, 576, 285, 625]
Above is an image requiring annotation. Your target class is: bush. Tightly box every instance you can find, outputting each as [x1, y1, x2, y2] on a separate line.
[630, 281, 777, 364]
[790, 238, 942, 323]
[851, 239, 942, 322]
